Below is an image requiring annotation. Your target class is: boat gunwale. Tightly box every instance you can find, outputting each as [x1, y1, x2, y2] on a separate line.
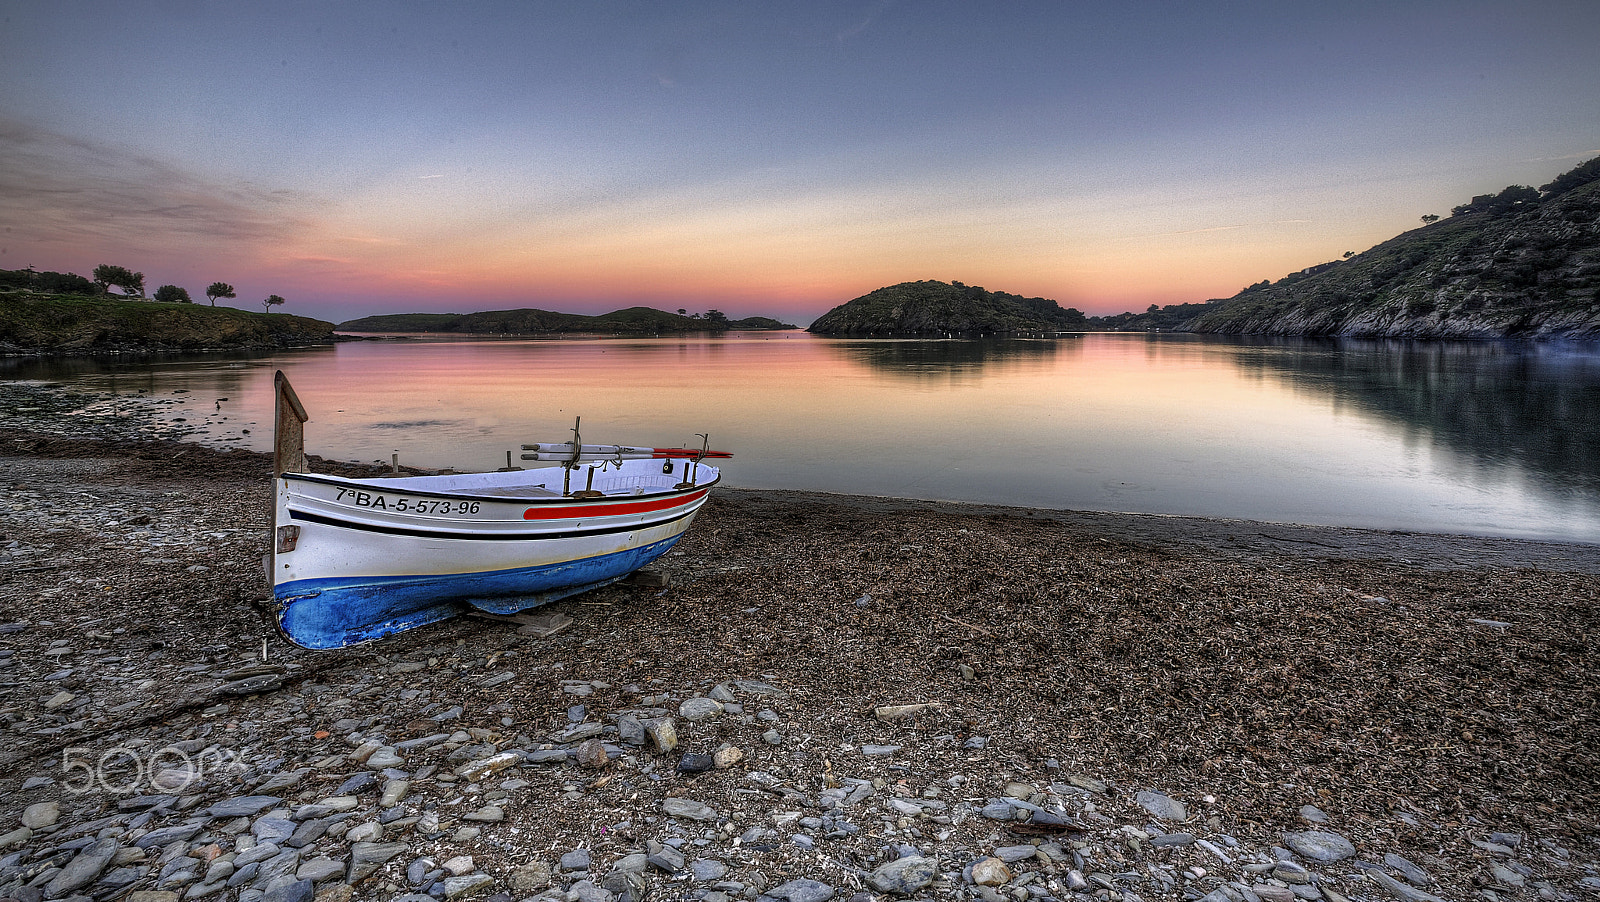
[284, 505, 702, 542]
[279, 469, 721, 504]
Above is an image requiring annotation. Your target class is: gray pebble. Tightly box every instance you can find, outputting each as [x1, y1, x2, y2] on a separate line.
[1282, 830, 1355, 862]
[261, 877, 313, 902]
[661, 798, 718, 822]
[867, 856, 936, 894]
[251, 817, 297, 846]
[691, 859, 728, 881]
[1134, 791, 1187, 821]
[441, 873, 496, 899]
[347, 841, 409, 883]
[769, 878, 836, 902]
[994, 845, 1038, 862]
[294, 857, 344, 883]
[1273, 860, 1312, 884]
[647, 846, 685, 872]
[134, 823, 204, 850]
[1383, 853, 1433, 886]
[336, 772, 376, 795]
[568, 879, 611, 902]
[679, 697, 724, 721]
[44, 836, 118, 897]
[229, 862, 262, 887]
[21, 802, 60, 829]
[206, 796, 282, 818]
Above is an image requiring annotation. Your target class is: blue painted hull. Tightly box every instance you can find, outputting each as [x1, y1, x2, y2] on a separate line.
[274, 534, 683, 649]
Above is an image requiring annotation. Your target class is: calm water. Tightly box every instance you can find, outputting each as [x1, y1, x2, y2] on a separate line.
[7, 332, 1600, 543]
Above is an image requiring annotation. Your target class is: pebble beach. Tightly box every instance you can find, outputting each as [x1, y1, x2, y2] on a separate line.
[2, 380, 1598, 902]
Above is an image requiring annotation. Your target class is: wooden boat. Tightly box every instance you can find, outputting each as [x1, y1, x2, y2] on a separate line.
[268, 371, 727, 649]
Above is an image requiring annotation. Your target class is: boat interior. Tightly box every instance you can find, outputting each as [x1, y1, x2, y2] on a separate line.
[299, 457, 717, 499]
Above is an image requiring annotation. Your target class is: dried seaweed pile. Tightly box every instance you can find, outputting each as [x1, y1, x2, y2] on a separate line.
[635, 494, 1600, 841]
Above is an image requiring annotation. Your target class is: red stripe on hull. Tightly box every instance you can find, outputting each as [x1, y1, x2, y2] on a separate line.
[522, 488, 709, 520]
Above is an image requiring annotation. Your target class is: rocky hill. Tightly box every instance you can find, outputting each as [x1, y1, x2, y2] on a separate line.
[807, 280, 1088, 335]
[337, 307, 797, 334]
[0, 290, 336, 354]
[1186, 157, 1600, 339]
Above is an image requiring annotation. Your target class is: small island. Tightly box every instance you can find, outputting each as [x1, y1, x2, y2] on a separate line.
[336, 307, 797, 335]
[806, 280, 1088, 335]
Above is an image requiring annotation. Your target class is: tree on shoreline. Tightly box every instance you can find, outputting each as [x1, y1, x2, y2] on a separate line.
[263, 294, 286, 312]
[92, 264, 144, 297]
[206, 282, 236, 306]
[153, 284, 192, 303]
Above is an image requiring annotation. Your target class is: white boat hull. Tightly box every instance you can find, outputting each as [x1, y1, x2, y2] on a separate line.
[269, 460, 717, 649]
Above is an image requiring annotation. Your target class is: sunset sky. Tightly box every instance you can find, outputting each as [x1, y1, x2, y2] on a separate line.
[2, 1, 1598, 325]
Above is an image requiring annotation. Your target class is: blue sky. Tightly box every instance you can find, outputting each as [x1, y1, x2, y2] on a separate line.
[2, 1, 1597, 324]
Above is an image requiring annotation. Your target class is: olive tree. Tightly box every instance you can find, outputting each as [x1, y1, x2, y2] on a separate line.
[93, 264, 144, 296]
[205, 282, 236, 306]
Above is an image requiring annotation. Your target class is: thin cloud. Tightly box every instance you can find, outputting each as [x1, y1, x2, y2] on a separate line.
[1522, 149, 1600, 164]
[418, 174, 445, 179]
[288, 255, 356, 268]
[837, 0, 895, 43]
[0, 118, 316, 252]
[1172, 225, 1245, 235]
[1121, 219, 1312, 240]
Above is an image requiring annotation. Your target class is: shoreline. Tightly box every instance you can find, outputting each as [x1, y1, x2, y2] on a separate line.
[2, 382, 1599, 902]
[715, 487, 1600, 576]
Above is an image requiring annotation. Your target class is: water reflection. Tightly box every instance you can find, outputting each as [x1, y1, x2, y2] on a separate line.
[827, 337, 1075, 382]
[1223, 338, 1600, 495]
[0, 349, 270, 382]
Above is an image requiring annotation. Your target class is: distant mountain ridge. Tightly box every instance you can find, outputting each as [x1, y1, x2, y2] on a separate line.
[337, 306, 797, 334]
[806, 280, 1088, 335]
[1182, 156, 1600, 339]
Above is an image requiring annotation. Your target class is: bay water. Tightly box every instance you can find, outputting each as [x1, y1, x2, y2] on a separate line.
[7, 331, 1599, 543]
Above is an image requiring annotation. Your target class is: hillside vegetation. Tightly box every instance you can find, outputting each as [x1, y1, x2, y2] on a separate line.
[337, 307, 797, 334]
[1185, 156, 1600, 338]
[807, 280, 1088, 335]
[0, 290, 335, 354]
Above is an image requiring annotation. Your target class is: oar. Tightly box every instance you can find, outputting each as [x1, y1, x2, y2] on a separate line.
[520, 444, 730, 460]
[520, 449, 730, 462]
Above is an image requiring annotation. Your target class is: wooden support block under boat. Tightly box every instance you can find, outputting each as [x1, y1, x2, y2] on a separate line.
[625, 568, 671, 588]
[465, 610, 575, 638]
